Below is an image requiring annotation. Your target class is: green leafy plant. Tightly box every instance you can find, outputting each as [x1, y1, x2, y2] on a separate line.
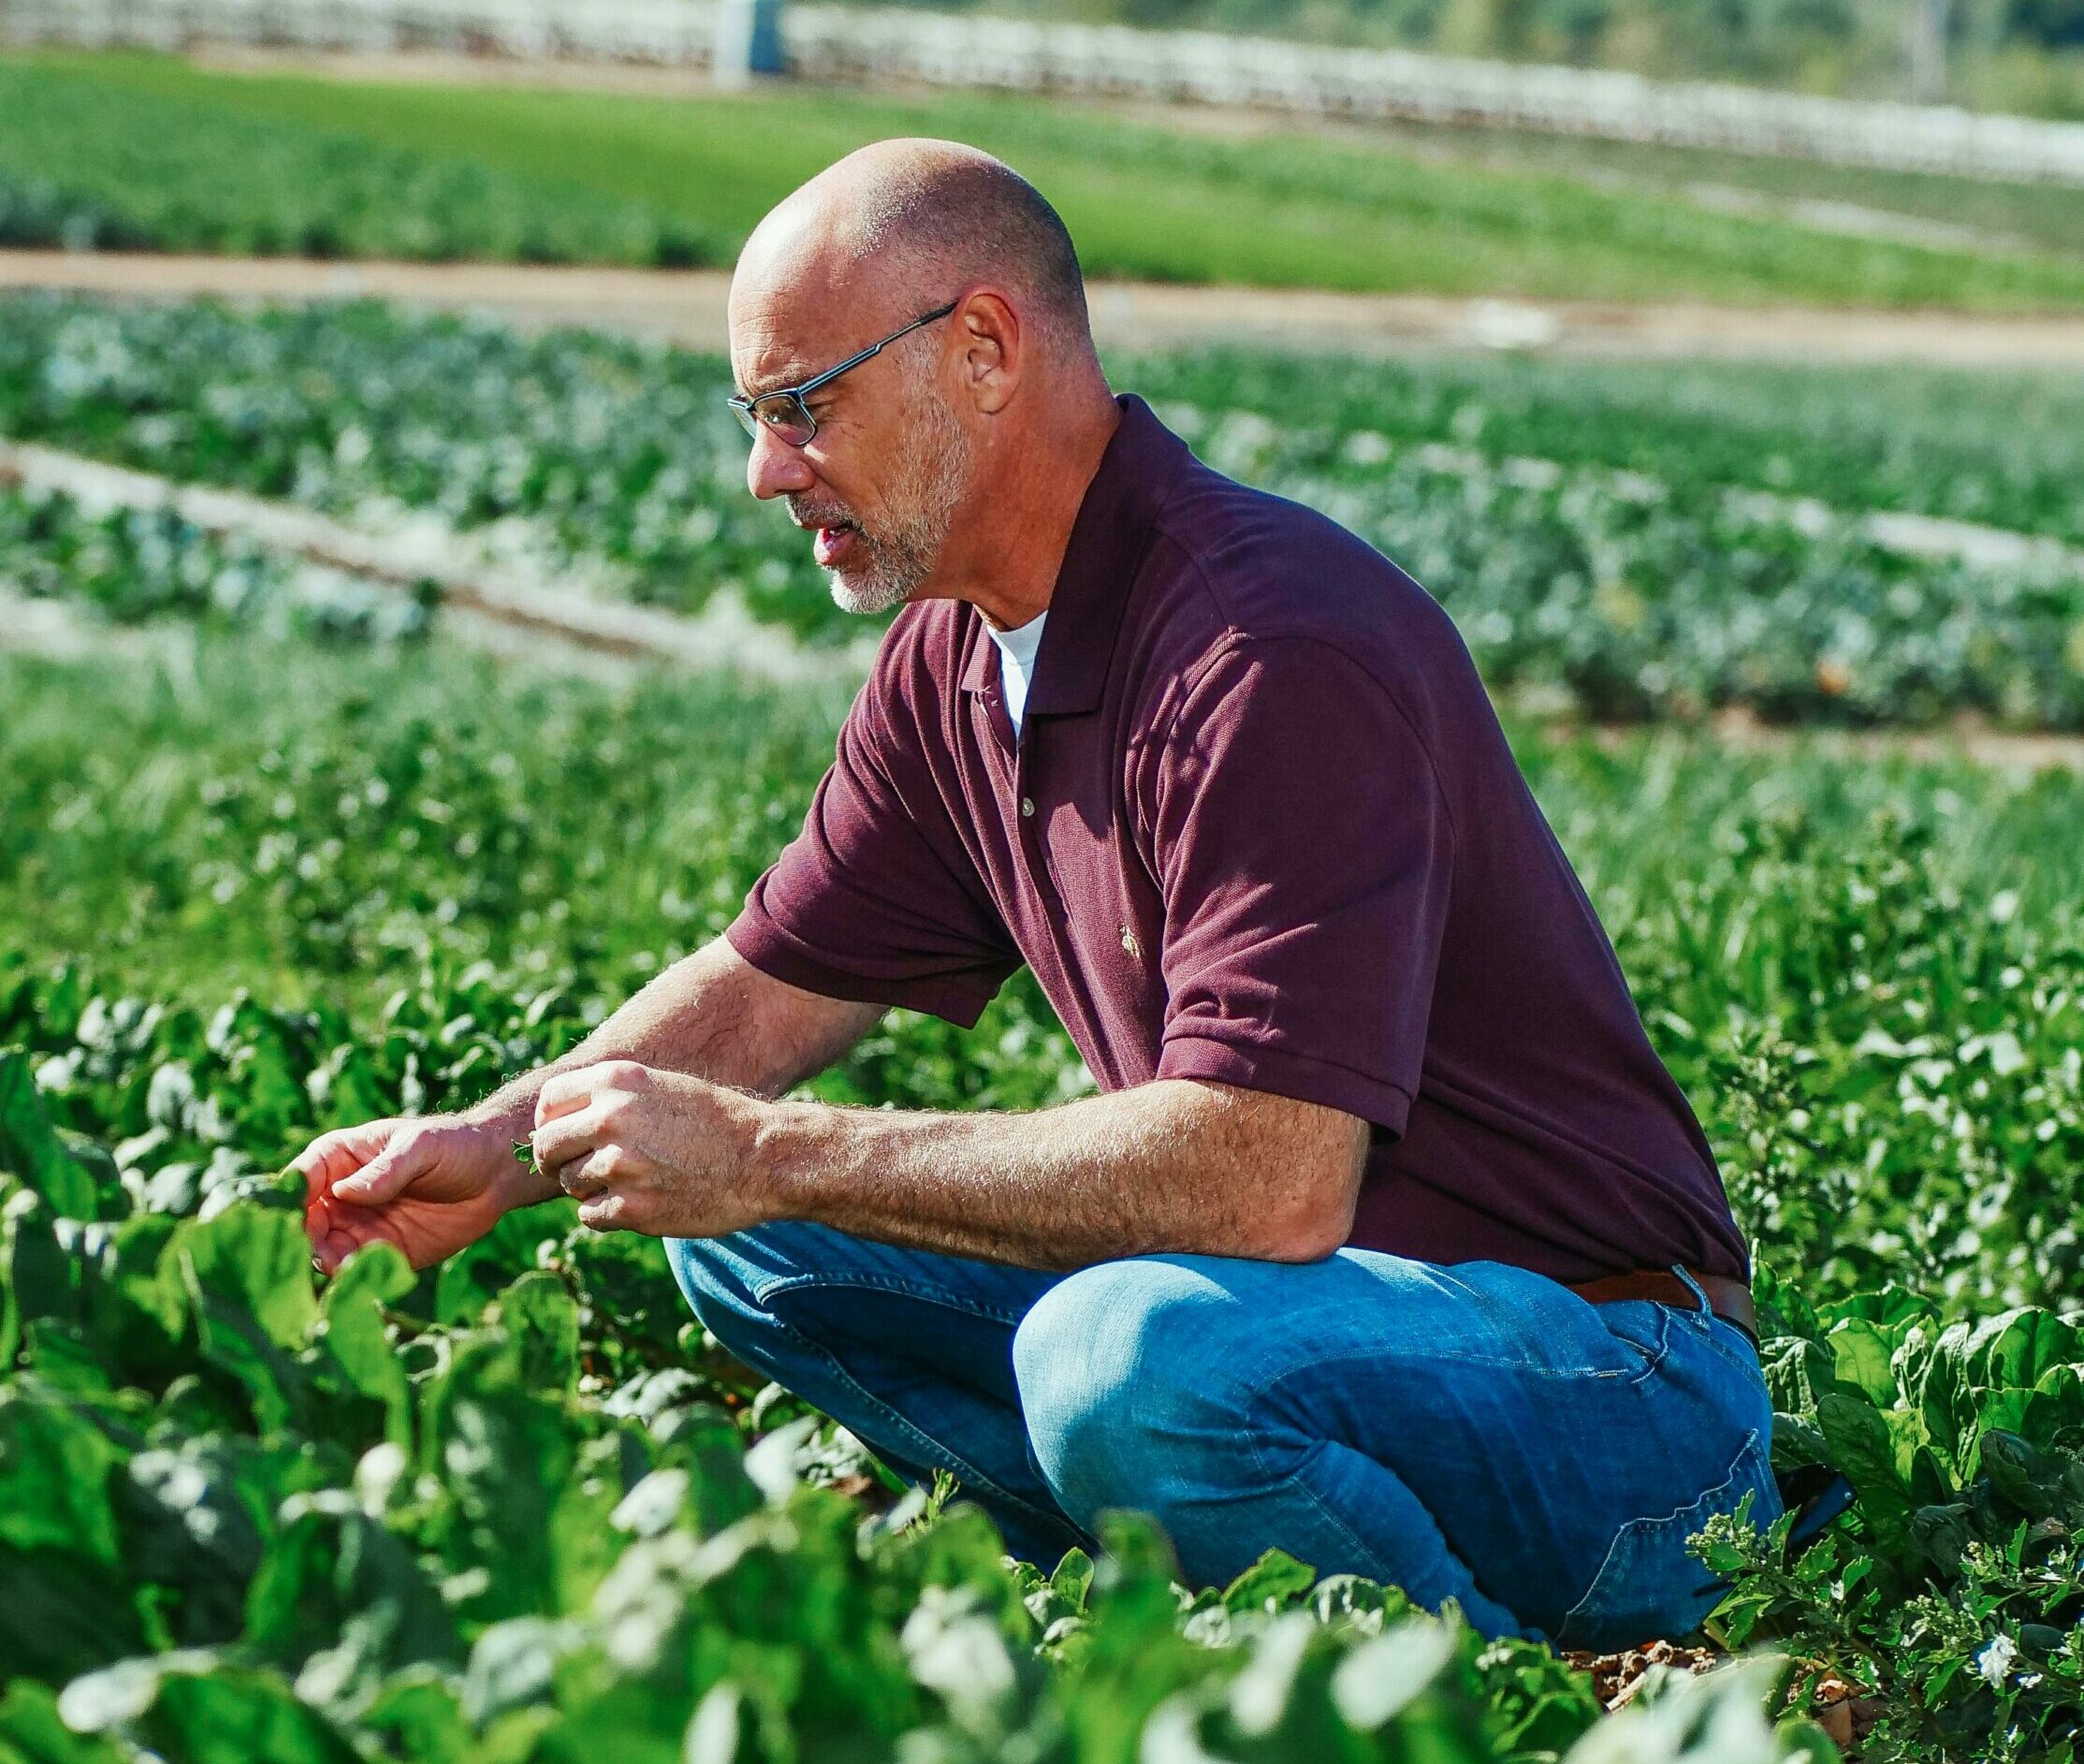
[5, 294, 2083, 716]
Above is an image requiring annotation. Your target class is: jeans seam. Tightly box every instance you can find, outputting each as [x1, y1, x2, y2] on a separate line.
[1224, 1319, 1670, 1392]
[752, 1269, 1032, 1327]
[1698, 1317, 1766, 1374]
[1598, 1301, 1675, 1387]
[1243, 1416, 1415, 1591]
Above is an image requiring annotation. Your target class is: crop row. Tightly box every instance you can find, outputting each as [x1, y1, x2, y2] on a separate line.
[6, 617, 2083, 1755]
[4, 296, 2079, 726]
[1129, 347, 2084, 551]
[0, 485, 436, 643]
[10, 294, 2081, 554]
[1171, 407, 2084, 729]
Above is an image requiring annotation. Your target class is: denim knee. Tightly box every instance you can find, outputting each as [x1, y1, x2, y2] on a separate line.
[663, 1232, 780, 1358]
[1013, 1256, 1240, 1523]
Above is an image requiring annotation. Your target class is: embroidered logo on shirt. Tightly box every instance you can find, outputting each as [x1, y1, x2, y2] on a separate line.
[1120, 925, 1142, 960]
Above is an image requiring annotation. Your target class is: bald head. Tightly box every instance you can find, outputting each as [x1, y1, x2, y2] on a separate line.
[733, 138, 1096, 362]
[731, 139, 1121, 631]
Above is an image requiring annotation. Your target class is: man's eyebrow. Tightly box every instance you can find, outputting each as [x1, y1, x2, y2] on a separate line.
[736, 361, 814, 401]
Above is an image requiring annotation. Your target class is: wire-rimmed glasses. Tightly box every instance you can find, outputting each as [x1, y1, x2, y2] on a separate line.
[727, 299, 958, 447]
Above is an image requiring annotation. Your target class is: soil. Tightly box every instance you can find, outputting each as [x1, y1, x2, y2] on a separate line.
[5, 249, 2083, 368]
[1560, 1641, 1885, 1749]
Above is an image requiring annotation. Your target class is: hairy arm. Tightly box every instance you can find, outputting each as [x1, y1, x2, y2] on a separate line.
[744, 1077, 1370, 1269]
[474, 934, 885, 1207]
[300, 935, 887, 1271]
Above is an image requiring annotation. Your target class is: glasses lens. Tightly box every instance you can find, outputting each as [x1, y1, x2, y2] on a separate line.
[730, 399, 760, 441]
[751, 394, 815, 448]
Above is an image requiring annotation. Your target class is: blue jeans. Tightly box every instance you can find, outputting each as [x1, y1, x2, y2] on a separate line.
[664, 1222, 1781, 1651]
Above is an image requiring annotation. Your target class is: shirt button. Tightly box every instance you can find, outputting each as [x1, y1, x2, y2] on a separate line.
[1020, 796, 1035, 818]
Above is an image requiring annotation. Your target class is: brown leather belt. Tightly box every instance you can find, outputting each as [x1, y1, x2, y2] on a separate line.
[1567, 1266, 1759, 1353]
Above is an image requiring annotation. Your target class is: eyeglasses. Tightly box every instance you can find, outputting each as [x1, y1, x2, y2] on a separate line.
[727, 299, 959, 448]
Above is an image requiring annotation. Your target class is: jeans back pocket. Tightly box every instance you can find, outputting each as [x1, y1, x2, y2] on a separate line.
[1552, 1426, 1778, 1653]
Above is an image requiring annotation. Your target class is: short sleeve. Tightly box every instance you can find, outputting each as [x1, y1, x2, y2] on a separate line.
[1149, 637, 1453, 1134]
[726, 670, 1020, 1029]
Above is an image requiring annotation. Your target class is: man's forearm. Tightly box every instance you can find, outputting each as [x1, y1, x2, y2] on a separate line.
[464, 937, 878, 1141]
[749, 1078, 1364, 1271]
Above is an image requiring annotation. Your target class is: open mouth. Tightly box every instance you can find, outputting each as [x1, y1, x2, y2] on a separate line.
[812, 520, 859, 568]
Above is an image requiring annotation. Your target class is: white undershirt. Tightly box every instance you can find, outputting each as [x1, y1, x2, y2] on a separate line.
[985, 609, 1048, 735]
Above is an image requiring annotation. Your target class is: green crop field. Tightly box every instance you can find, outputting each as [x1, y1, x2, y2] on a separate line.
[8, 296, 2083, 726]
[3, 622, 2082, 1759]
[6, 51, 2084, 311]
[4, 295, 2084, 1761]
[1261, 114, 2084, 262]
[1217, 113, 2084, 263]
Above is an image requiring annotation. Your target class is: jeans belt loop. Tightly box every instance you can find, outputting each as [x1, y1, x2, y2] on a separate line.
[1566, 1264, 1760, 1353]
[1669, 1261, 1714, 1319]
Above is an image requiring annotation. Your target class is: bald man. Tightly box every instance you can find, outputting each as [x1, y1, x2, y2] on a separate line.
[298, 139, 1780, 1651]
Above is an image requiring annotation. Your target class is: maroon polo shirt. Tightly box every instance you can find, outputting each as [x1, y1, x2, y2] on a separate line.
[726, 392, 1749, 1285]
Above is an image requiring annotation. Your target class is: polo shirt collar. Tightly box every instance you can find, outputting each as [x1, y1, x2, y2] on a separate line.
[958, 392, 1191, 716]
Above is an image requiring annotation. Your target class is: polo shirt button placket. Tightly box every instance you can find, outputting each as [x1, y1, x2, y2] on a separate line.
[1013, 755, 1063, 907]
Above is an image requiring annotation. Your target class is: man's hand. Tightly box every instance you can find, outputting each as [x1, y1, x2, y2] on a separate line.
[297, 1113, 546, 1274]
[530, 1060, 770, 1239]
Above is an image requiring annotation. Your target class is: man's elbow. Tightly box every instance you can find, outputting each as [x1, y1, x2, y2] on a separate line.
[1272, 1111, 1371, 1261]
[1176, 1081, 1367, 1261]
[1255, 1159, 1363, 1261]
[1260, 1197, 1356, 1262]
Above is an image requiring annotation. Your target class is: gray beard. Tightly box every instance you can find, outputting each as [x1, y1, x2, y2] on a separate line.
[827, 386, 975, 619]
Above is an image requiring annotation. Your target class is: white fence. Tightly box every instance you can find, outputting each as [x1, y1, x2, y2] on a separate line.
[7, 0, 2084, 185]
[0, 0, 722, 60]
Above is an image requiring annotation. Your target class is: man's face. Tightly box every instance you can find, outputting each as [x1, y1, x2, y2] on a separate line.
[736, 305, 978, 620]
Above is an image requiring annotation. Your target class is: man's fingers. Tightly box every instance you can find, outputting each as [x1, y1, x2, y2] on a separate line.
[311, 1209, 359, 1274]
[311, 1208, 394, 1275]
[554, 1145, 619, 1200]
[292, 1119, 399, 1199]
[531, 1103, 605, 1176]
[303, 1188, 333, 1257]
[535, 1087, 591, 1128]
[330, 1131, 433, 1205]
[535, 1065, 606, 1128]
[535, 1060, 648, 1130]
[576, 1188, 628, 1232]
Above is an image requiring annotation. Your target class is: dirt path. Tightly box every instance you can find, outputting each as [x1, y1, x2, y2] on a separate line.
[0, 438, 874, 686]
[5, 250, 2082, 367]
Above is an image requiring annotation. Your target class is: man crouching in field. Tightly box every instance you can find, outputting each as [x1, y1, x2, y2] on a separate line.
[297, 137, 1779, 1652]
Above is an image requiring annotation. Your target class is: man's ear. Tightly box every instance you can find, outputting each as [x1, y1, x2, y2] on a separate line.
[952, 289, 1022, 416]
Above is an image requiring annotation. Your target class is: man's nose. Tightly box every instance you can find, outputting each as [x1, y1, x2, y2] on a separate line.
[746, 426, 816, 501]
